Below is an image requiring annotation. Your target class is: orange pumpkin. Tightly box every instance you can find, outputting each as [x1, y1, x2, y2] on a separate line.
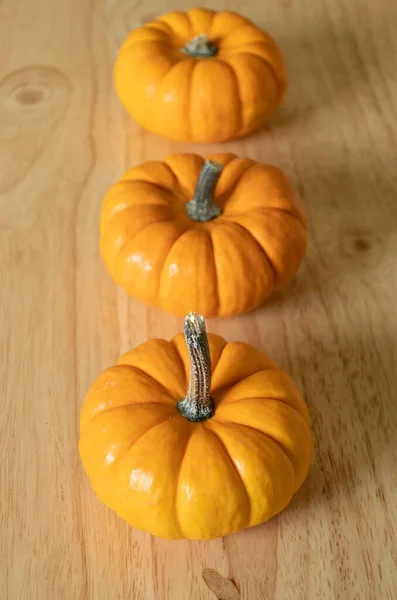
[114, 8, 287, 143]
[79, 313, 312, 540]
[100, 153, 307, 318]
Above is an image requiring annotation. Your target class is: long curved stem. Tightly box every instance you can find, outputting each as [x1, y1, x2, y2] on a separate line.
[176, 313, 215, 422]
[186, 160, 223, 223]
[182, 34, 218, 58]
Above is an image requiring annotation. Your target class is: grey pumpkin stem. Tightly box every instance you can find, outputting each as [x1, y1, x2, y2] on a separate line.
[186, 160, 223, 222]
[182, 34, 218, 58]
[176, 313, 215, 422]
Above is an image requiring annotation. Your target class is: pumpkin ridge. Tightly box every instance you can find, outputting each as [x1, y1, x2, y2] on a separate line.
[207, 152, 238, 172]
[120, 159, 177, 185]
[209, 340, 230, 383]
[154, 58, 193, 110]
[101, 190, 171, 227]
[222, 204, 305, 227]
[217, 418, 300, 479]
[101, 206, 171, 240]
[123, 38, 174, 55]
[124, 30, 172, 50]
[183, 8, 195, 39]
[221, 39, 281, 52]
[209, 12, 251, 38]
[160, 11, 193, 40]
[79, 403, 175, 440]
[255, 206, 307, 228]
[156, 159, 182, 189]
[231, 50, 282, 97]
[207, 230, 220, 315]
[225, 220, 277, 288]
[215, 58, 243, 132]
[109, 229, 139, 267]
[114, 417, 181, 469]
[164, 153, 202, 197]
[205, 156, 255, 201]
[174, 428, 194, 537]
[114, 220, 182, 286]
[211, 367, 276, 396]
[109, 219, 174, 272]
[158, 229, 191, 303]
[89, 400, 175, 422]
[217, 394, 310, 425]
[126, 48, 177, 73]
[187, 61, 198, 143]
[101, 190, 166, 221]
[206, 424, 251, 524]
[233, 218, 279, 283]
[121, 178, 177, 197]
[116, 364, 177, 401]
[188, 60, 200, 141]
[223, 420, 298, 486]
[147, 20, 174, 35]
[222, 162, 262, 203]
[218, 20, 267, 41]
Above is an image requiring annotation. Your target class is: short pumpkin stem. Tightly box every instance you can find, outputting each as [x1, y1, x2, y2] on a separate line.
[176, 313, 215, 422]
[182, 34, 218, 58]
[186, 160, 223, 223]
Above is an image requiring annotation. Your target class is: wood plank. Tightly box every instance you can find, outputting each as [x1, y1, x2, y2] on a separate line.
[1, 0, 396, 598]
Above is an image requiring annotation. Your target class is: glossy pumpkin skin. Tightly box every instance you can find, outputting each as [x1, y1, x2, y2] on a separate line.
[114, 8, 287, 143]
[79, 330, 312, 540]
[100, 152, 307, 318]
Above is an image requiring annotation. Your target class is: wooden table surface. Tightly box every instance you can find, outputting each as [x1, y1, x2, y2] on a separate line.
[1, 0, 397, 598]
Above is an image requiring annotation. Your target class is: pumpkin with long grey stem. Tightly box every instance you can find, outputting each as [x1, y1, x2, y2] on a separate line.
[114, 8, 287, 142]
[100, 152, 307, 318]
[79, 313, 312, 540]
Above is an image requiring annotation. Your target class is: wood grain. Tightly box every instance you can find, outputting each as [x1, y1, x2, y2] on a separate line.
[1, 0, 396, 598]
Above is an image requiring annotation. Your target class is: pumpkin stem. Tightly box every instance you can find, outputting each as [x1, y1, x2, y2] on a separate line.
[186, 160, 223, 223]
[182, 34, 218, 58]
[176, 312, 215, 422]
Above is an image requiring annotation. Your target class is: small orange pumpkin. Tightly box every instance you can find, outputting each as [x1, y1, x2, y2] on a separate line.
[114, 8, 287, 143]
[100, 153, 307, 318]
[79, 313, 312, 540]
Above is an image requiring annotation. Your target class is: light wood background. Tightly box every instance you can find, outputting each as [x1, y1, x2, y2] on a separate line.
[1, 0, 396, 598]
